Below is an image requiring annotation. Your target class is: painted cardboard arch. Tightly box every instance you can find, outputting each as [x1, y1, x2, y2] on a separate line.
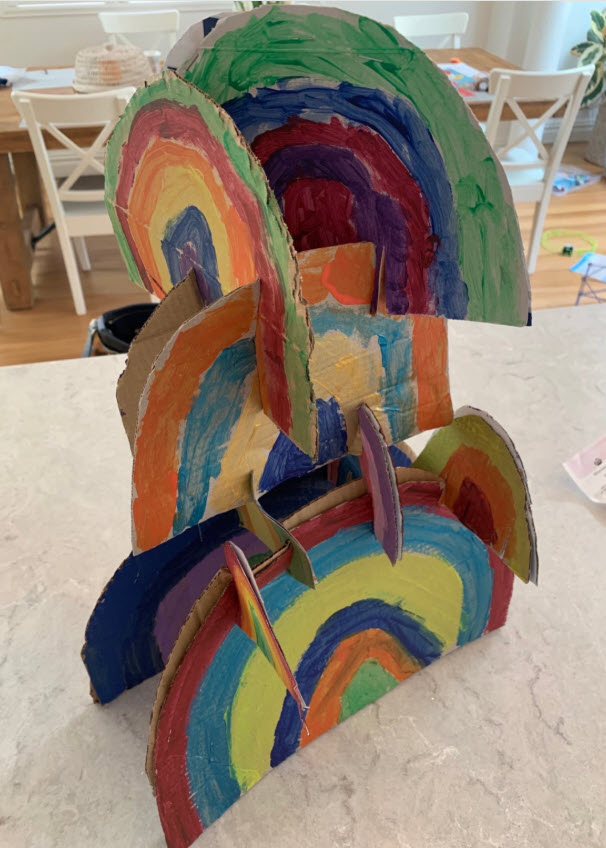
[171, 4, 530, 325]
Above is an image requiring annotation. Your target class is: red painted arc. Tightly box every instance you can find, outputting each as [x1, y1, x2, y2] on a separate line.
[114, 99, 293, 435]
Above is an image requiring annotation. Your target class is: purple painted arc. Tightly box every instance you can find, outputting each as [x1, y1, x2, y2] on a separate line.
[225, 82, 469, 318]
[253, 117, 435, 315]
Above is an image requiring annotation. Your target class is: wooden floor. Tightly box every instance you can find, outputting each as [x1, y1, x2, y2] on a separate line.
[0, 144, 604, 366]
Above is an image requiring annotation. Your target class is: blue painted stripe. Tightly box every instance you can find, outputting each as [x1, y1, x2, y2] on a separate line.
[185, 626, 255, 825]
[307, 302, 416, 443]
[260, 396, 347, 492]
[224, 80, 467, 318]
[270, 598, 443, 766]
[174, 337, 257, 536]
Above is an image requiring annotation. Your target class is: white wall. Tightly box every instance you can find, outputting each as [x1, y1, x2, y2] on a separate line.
[0, 1, 598, 89]
[305, 1, 493, 47]
[0, 2, 232, 67]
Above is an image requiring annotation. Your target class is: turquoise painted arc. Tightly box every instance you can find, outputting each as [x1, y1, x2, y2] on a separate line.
[224, 80, 467, 318]
[174, 337, 258, 537]
[169, 302, 421, 533]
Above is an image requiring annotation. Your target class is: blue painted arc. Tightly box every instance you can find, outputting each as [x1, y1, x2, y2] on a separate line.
[161, 205, 222, 303]
[270, 598, 443, 766]
[174, 337, 258, 536]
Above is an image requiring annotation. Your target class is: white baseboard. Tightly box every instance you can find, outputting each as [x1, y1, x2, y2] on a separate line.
[543, 106, 598, 145]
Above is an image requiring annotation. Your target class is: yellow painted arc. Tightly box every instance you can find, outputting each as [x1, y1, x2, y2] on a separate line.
[126, 138, 256, 293]
[309, 331, 386, 453]
[229, 550, 463, 791]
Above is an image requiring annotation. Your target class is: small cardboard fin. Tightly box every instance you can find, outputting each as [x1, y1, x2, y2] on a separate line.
[358, 404, 403, 564]
[370, 246, 386, 316]
[238, 473, 316, 588]
[117, 270, 203, 452]
[413, 405, 538, 584]
[224, 542, 307, 718]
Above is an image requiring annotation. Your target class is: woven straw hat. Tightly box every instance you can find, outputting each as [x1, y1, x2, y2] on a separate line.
[74, 43, 150, 93]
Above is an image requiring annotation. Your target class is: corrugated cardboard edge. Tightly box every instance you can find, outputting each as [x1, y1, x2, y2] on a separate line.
[455, 405, 539, 585]
[145, 465, 442, 789]
[145, 566, 232, 786]
[117, 271, 202, 451]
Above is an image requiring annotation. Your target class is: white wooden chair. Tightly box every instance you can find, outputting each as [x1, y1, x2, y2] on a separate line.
[484, 67, 593, 274]
[393, 12, 469, 48]
[12, 88, 134, 315]
[99, 10, 180, 53]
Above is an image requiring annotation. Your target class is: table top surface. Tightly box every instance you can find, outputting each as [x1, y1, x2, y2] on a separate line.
[0, 48, 518, 153]
[1, 305, 606, 848]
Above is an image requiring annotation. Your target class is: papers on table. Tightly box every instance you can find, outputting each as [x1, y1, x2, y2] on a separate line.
[564, 433, 606, 504]
[570, 253, 606, 282]
[10, 68, 75, 91]
[0, 66, 26, 87]
[438, 60, 490, 99]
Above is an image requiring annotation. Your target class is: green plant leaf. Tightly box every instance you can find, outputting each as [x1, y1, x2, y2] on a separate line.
[587, 28, 602, 44]
[572, 40, 594, 56]
[590, 9, 606, 37]
[580, 43, 604, 65]
[583, 62, 605, 105]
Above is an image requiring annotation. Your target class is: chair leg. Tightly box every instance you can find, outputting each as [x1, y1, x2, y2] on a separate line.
[526, 194, 551, 275]
[56, 226, 86, 315]
[73, 236, 91, 272]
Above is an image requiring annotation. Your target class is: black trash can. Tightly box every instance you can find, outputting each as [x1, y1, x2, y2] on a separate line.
[82, 303, 157, 356]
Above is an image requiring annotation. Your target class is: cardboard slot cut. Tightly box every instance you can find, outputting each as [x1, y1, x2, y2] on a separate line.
[238, 473, 316, 588]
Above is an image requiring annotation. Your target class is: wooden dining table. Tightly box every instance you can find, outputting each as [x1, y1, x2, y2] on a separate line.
[0, 47, 553, 312]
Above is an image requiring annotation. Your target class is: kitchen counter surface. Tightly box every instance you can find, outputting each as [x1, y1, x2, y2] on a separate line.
[1, 305, 605, 847]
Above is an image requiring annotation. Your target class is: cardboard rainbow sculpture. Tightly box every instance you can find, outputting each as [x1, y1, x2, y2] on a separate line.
[83, 6, 538, 846]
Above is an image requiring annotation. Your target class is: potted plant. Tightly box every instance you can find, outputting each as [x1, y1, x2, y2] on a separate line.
[571, 8, 606, 166]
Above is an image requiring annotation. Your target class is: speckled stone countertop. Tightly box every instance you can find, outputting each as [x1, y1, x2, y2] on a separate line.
[1, 306, 605, 848]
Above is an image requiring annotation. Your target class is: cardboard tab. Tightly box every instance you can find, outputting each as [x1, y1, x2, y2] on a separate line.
[358, 404, 403, 564]
[238, 475, 316, 588]
[224, 541, 307, 718]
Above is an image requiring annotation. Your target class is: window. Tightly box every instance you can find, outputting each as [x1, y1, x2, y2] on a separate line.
[0, 0, 230, 15]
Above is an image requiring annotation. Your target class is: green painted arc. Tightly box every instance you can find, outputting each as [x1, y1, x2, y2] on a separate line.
[182, 7, 529, 326]
[338, 659, 399, 722]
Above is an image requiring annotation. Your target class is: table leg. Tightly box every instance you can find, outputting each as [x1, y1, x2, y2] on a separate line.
[12, 152, 47, 227]
[0, 153, 33, 310]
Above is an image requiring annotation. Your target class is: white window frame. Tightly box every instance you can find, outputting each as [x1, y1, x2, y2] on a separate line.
[0, 0, 231, 17]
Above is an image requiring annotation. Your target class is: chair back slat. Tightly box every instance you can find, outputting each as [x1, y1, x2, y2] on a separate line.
[12, 88, 134, 208]
[485, 67, 593, 177]
[484, 66, 593, 274]
[99, 10, 180, 50]
[394, 12, 469, 48]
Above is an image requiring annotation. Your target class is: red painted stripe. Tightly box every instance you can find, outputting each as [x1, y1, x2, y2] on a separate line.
[154, 585, 239, 847]
[485, 547, 515, 632]
[253, 117, 432, 313]
[114, 98, 292, 434]
[292, 481, 446, 551]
